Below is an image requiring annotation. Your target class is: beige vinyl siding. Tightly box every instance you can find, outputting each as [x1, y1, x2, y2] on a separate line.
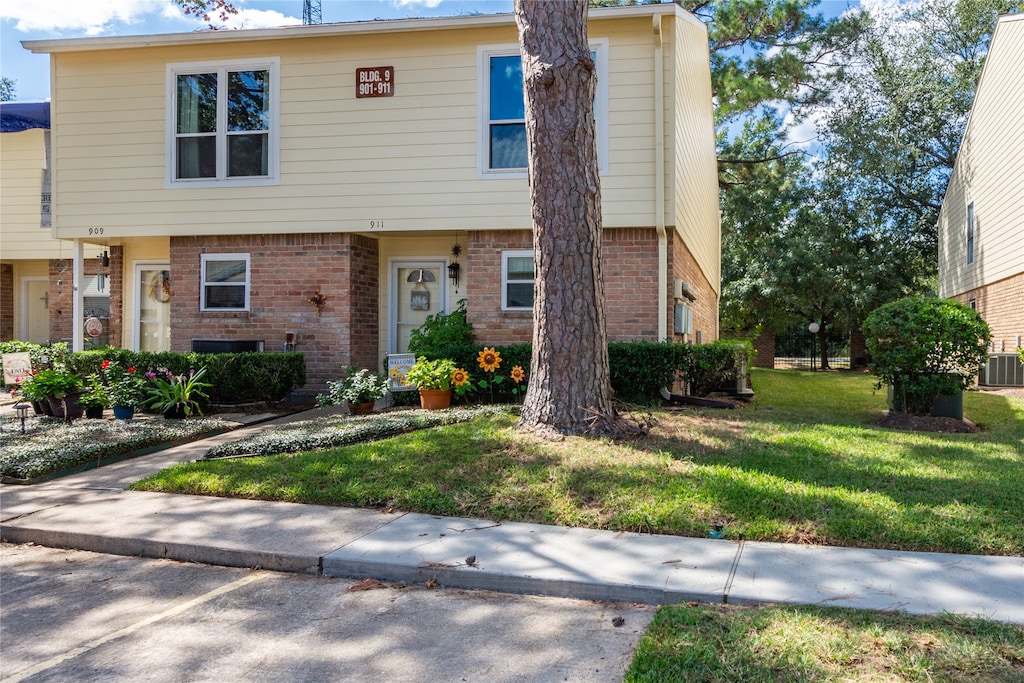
[938, 15, 1024, 298]
[0, 129, 63, 260]
[672, 12, 721, 296]
[48, 15, 689, 240]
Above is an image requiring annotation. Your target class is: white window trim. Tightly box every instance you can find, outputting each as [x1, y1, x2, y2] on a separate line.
[477, 40, 608, 179]
[965, 200, 976, 267]
[501, 249, 535, 311]
[200, 253, 251, 312]
[166, 57, 280, 188]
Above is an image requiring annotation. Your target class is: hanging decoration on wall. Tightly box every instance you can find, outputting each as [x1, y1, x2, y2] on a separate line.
[448, 243, 462, 292]
[307, 288, 327, 317]
[410, 269, 431, 311]
[148, 270, 171, 303]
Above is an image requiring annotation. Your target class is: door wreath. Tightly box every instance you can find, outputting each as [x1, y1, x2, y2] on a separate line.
[149, 271, 171, 303]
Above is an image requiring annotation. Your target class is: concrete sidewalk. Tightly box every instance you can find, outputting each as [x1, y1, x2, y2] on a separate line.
[2, 408, 1022, 624]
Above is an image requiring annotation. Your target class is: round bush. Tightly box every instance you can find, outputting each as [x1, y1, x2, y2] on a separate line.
[862, 297, 990, 415]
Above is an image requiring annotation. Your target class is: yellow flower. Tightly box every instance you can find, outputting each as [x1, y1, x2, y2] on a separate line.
[510, 365, 525, 383]
[451, 368, 470, 386]
[477, 347, 502, 373]
[389, 368, 400, 378]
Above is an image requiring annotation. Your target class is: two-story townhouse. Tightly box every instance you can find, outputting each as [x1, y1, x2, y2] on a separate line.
[937, 13, 1024, 387]
[22, 4, 721, 391]
[1, 101, 111, 346]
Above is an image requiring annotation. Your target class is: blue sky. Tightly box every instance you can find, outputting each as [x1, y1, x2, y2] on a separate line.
[3, 0, 869, 103]
[1, 0, 515, 101]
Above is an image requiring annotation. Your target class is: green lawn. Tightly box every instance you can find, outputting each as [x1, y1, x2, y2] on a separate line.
[132, 369, 1024, 556]
[625, 603, 1024, 682]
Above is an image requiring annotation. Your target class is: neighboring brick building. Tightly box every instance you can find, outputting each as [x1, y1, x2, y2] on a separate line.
[937, 13, 1024, 386]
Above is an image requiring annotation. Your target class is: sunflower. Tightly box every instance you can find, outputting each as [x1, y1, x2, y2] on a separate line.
[510, 365, 525, 383]
[451, 368, 470, 386]
[477, 347, 502, 373]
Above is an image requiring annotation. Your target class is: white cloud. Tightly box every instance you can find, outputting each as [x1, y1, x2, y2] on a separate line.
[0, 0, 166, 35]
[393, 0, 444, 7]
[224, 9, 302, 30]
[0, 0, 300, 36]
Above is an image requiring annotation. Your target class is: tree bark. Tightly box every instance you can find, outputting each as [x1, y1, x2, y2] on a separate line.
[514, 0, 615, 436]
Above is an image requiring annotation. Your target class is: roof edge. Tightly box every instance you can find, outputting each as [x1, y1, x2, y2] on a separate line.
[22, 4, 684, 54]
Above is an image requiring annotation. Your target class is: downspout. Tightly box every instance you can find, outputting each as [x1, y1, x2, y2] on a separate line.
[653, 13, 668, 339]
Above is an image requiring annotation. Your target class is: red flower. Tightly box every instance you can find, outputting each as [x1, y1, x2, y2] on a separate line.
[127, 366, 136, 373]
[102, 360, 111, 369]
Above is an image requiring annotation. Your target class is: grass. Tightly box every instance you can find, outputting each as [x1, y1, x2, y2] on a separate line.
[131, 369, 1024, 556]
[625, 603, 1024, 682]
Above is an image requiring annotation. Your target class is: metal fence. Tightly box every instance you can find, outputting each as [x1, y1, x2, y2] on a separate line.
[774, 333, 851, 370]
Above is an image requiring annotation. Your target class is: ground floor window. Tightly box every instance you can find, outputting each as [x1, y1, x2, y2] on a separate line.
[201, 253, 250, 311]
[502, 250, 534, 310]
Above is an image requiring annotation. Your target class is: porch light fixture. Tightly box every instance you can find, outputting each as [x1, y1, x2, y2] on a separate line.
[97, 251, 110, 268]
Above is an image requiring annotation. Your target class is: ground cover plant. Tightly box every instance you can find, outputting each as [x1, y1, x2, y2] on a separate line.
[132, 369, 1024, 556]
[625, 603, 1024, 682]
[0, 416, 225, 480]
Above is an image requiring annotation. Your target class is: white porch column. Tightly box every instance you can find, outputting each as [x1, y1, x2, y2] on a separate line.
[72, 238, 84, 351]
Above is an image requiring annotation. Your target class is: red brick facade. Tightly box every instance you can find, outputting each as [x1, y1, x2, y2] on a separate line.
[0, 264, 12, 341]
[950, 272, 1024, 355]
[671, 232, 718, 343]
[465, 228, 717, 345]
[169, 233, 379, 391]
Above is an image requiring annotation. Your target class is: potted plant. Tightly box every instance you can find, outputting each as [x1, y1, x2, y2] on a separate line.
[101, 360, 146, 419]
[78, 375, 110, 419]
[30, 367, 84, 420]
[405, 356, 457, 409]
[8, 372, 50, 415]
[316, 367, 390, 415]
[144, 366, 211, 418]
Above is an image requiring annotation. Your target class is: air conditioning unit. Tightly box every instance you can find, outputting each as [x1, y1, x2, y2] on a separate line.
[982, 354, 1024, 387]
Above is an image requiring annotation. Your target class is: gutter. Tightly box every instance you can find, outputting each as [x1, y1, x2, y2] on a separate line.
[653, 13, 668, 340]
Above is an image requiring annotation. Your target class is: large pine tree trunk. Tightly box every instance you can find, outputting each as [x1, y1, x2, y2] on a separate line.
[514, 0, 615, 436]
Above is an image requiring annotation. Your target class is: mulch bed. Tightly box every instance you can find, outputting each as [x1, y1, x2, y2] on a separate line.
[874, 412, 979, 433]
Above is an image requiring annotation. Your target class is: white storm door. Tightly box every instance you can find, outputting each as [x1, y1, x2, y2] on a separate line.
[389, 261, 446, 354]
[135, 263, 171, 352]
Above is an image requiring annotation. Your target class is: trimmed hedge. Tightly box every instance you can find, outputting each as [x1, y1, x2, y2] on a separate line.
[69, 349, 306, 404]
[417, 339, 752, 403]
[1, 345, 306, 404]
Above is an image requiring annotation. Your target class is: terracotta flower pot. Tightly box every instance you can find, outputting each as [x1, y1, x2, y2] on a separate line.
[418, 389, 452, 410]
[347, 401, 376, 415]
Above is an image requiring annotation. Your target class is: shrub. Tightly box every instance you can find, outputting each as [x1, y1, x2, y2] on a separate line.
[684, 340, 753, 398]
[862, 297, 990, 415]
[407, 300, 474, 357]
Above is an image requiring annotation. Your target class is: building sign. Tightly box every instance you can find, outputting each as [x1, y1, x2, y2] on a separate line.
[356, 67, 394, 98]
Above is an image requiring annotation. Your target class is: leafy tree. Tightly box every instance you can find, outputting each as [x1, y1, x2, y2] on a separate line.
[0, 77, 15, 102]
[172, 0, 238, 29]
[819, 0, 1021, 264]
[514, 0, 615, 436]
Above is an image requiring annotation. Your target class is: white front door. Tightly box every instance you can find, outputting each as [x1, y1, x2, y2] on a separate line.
[135, 263, 171, 352]
[389, 261, 446, 354]
[22, 277, 49, 343]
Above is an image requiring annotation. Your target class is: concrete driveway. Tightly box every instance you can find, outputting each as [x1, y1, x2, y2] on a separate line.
[1, 543, 654, 683]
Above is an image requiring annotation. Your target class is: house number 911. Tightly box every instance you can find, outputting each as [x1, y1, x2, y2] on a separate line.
[369, 220, 384, 229]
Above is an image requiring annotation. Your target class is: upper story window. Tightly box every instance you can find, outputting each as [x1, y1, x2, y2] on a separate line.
[502, 250, 535, 310]
[201, 253, 250, 311]
[966, 201, 975, 266]
[479, 41, 608, 177]
[167, 58, 279, 187]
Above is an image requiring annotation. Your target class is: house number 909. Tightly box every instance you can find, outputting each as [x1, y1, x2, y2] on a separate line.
[88, 227, 104, 235]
